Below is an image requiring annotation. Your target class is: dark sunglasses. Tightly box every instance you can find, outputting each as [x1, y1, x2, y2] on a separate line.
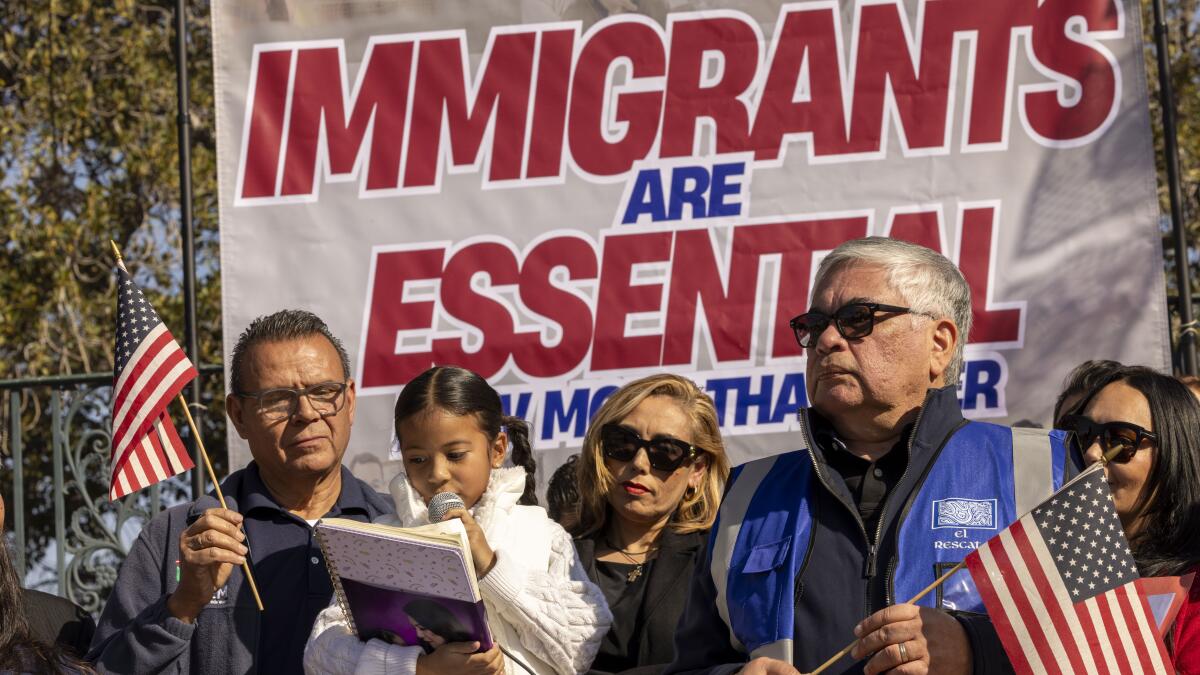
[789, 302, 916, 349]
[1059, 414, 1158, 464]
[600, 424, 699, 472]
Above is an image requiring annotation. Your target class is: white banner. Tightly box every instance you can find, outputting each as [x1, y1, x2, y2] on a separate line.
[213, 0, 1170, 491]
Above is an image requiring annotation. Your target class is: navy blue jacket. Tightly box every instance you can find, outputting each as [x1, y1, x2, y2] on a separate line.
[88, 463, 393, 674]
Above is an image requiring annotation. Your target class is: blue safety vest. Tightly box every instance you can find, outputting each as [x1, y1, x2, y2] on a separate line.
[708, 420, 1068, 663]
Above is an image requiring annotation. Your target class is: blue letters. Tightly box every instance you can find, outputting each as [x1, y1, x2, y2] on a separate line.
[542, 388, 590, 439]
[620, 161, 746, 224]
[667, 166, 711, 221]
[622, 169, 667, 224]
[709, 162, 745, 217]
[499, 391, 533, 420]
[960, 359, 1002, 411]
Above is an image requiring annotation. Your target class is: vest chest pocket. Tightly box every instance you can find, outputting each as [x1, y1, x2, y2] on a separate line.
[729, 537, 792, 650]
[933, 561, 984, 612]
[744, 537, 791, 573]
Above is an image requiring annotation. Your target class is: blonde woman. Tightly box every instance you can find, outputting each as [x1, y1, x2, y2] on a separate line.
[572, 374, 730, 674]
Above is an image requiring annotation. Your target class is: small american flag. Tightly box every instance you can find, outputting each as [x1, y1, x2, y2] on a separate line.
[109, 264, 197, 500]
[965, 464, 1172, 674]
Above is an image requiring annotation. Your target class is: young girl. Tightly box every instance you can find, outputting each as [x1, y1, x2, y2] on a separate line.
[304, 366, 612, 675]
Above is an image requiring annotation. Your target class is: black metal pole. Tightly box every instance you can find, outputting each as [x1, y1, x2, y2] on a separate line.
[1152, 0, 1198, 375]
[174, 0, 204, 498]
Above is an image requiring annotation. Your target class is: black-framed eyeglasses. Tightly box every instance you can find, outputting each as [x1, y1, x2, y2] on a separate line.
[789, 302, 917, 349]
[600, 423, 699, 472]
[1058, 414, 1157, 464]
[236, 381, 349, 422]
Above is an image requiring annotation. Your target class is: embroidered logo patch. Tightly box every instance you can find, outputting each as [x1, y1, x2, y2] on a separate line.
[931, 498, 998, 529]
[208, 584, 230, 606]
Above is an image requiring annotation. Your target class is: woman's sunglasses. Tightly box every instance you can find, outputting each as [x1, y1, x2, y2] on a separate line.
[600, 424, 699, 472]
[1058, 414, 1158, 464]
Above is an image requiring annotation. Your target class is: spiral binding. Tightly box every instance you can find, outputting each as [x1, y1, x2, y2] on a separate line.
[314, 523, 359, 638]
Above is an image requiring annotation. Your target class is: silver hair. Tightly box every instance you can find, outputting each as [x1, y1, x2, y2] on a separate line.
[813, 237, 972, 384]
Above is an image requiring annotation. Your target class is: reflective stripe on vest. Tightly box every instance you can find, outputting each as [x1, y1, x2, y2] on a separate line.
[711, 421, 1068, 660]
[750, 639, 793, 663]
[710, 451, 814, 658]
[710, 457, 778, 652]
[1012, 427, 1055, 515]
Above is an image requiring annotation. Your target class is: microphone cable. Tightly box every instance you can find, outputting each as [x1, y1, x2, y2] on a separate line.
[430, 492, 537, 675]
[498, 644, 537, 675]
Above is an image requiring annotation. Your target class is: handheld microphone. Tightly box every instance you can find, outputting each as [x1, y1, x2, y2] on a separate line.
[428, 492, 466, 522]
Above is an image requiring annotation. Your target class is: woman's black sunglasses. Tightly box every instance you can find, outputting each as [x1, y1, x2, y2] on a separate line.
[600, 424, 699, 472]
[1058, 414, 1158, 464]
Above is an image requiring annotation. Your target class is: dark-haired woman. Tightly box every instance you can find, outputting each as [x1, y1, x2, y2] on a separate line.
[305, 365, 611, 675]
[1062, 366, 1200, 672]
[1, 491, 94, 674]
[573, 374, 730, 674]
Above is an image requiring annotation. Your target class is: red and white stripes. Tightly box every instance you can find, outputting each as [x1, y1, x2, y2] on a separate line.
[967, 516, 1171, 674]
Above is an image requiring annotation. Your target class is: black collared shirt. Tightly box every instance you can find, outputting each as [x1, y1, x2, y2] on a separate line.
[233, 463, 387, 674]
[814, 421, 912, 537]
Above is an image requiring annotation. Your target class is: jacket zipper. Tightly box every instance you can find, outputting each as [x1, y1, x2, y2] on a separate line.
[866, 402, 924, 606]
[797, 410, 872, 568]
[883, 418, 968, 605]
[799, 400, 928, 615]
[792, 493, 820, 606]
[796, 410, 876, 618]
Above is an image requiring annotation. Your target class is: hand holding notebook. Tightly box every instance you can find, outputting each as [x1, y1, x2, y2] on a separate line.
[315, 517, 493, 653]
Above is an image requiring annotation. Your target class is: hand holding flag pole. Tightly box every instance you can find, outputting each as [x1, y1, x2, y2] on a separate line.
[804, 562, 967, 674]
[806, 444, 1161, 672]
[109, 241, 264, 612]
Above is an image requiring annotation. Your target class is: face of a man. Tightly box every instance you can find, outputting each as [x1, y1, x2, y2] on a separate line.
[226, 335, 356, 479]
[805, 263, 951, 422]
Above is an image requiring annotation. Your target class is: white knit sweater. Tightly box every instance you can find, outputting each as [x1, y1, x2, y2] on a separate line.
[303, 467, 612, 675]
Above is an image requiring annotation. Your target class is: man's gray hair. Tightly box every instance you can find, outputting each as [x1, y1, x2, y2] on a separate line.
[229, 309, 351, 394]
[814, 237, 972, 384]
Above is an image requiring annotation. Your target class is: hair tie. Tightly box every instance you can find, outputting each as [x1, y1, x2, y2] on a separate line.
[500, 424, 507, 434]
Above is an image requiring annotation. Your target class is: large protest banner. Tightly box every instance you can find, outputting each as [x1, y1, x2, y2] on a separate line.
[213, 0, 1169, 488]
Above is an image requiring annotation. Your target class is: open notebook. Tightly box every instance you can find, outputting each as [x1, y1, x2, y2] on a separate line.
[314, 518, 493, 653]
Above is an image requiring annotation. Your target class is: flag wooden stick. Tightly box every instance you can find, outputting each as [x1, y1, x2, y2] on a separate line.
[176, 394, 265, 612]
[807, 445, 1123, 674]
[806, 561, 966, 675]
[111, 240, 263, 611]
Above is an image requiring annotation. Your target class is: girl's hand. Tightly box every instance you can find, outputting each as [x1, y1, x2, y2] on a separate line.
[441, 507, 497, 578]
[416, 642, 505, 675]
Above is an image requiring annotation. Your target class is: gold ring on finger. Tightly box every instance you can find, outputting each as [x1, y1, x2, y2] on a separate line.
[898, 641, 909, 663]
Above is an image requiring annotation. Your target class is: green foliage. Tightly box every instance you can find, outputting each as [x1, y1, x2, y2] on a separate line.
[1140, 0, 1200, 367]
[1144, 0, 1200, 284]
[0, 0, 220, 376]
[0, 0, 225, 588]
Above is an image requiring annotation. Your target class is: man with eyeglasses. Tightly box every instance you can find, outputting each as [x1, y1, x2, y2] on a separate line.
[667, 238, 1075, 675]
[90, 310, 394, 674]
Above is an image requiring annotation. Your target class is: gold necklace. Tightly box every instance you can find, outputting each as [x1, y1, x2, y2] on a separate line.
[606, 537, 657, 583]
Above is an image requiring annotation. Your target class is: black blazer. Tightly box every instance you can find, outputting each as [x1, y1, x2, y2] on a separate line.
[22, 588, 95, 658]
[576, 528, 707, 675]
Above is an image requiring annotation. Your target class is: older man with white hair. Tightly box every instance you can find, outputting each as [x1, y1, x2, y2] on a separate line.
[666, 237, 1075, 675]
